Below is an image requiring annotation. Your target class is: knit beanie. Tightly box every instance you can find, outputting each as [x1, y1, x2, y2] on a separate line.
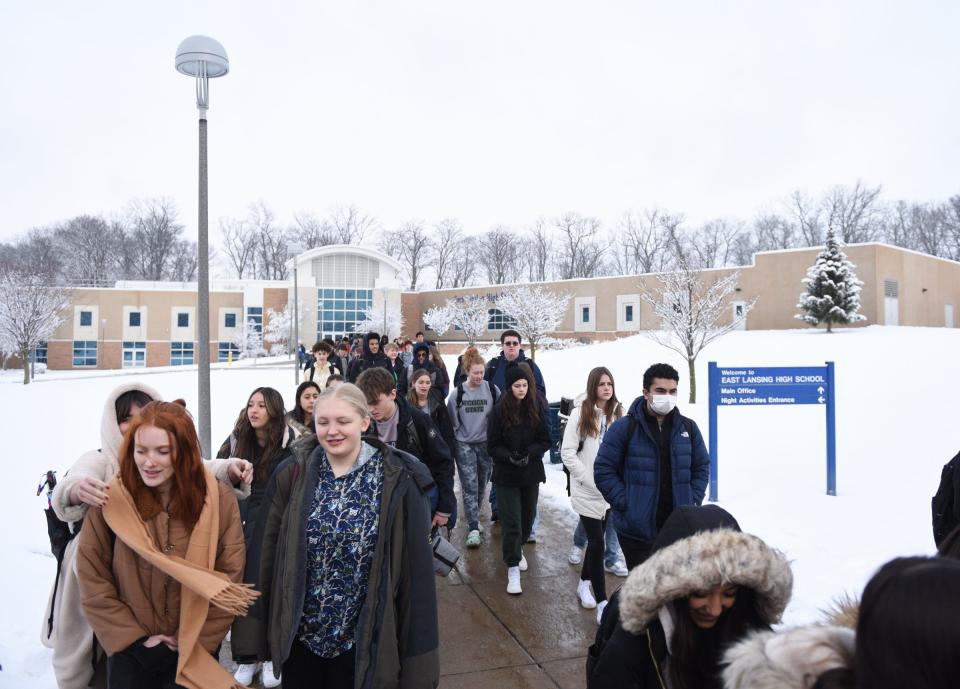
[505, 364, 528, 389]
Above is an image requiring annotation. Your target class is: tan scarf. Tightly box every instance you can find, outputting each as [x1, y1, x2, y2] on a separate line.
[103, 469, 259, 689]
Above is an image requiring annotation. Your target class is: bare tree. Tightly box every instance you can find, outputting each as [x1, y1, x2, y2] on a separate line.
[56, 215, 118, 286]
[125, 198, 185, 280]
[432, 219, 462, 289]
[753, 212, 798, 251]
[219, 216, 257, 278]
[788, 190, 824, 247]
[248, 201, 290, 280]
[526, 219, 553, 282]
[0, 227, 62, 280]
[168, 240, 199, 281]
[611, 209, 675, 276]
[824, 182, 883, 244]
[448, 241, 476, 288]
[638, 262, 754, 403]
[0, 269, 70, 384]
[327, 205, 376, 244]
[381, 220, 432, 290]
[478, 226, 521, 285]
[289, 211, 337, 252]
[554, 212, 606, 279]
[684, 218, 744, 270]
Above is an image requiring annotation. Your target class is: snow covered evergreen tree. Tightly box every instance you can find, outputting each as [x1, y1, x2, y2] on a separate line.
[795, 227, 866, 332]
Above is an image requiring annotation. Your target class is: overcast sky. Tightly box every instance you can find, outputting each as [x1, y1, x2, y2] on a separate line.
[1, 1, 958, 244]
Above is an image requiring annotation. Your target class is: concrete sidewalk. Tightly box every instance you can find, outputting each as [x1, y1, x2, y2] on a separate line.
[437, 494, 622, 689]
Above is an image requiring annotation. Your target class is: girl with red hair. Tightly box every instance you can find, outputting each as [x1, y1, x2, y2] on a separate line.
[76, 400, 255, 689]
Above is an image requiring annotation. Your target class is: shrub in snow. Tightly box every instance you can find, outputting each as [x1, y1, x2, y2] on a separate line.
[795, 227, 866, 333]
[353, 303, 405, 340]
[423, 305, 455, 343]
[536, 336, 586, 351]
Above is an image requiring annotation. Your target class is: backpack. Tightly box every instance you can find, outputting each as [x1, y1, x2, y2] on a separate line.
[932, 451, 960, 547]
[454, 381, 499, 426]
[557, 397, 583, 497]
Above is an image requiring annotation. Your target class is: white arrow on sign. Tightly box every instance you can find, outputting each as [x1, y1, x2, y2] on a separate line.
[817, 386, 825, 394]
[818, 396, 825, 403]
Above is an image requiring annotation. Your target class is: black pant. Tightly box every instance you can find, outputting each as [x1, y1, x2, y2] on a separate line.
[617, 532, 652, 571]
[496, 483, 539, 567]
[282, 638, 356, 689]
[107, 644, 180, 689]
[580, 513, 608, 602]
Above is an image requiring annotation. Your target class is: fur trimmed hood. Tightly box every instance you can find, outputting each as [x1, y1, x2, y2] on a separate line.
[99, 382, 164, 471]
[722, 625, 855, 689]
[619, 508, 793, 634]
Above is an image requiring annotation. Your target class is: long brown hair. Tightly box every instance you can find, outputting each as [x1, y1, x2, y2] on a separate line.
[407, 368, 432, 407]
[577, 367, 624, 439]
[118, 400, 206, 528]
[500, 365, 540, 427]
[232, 387, 287, 481]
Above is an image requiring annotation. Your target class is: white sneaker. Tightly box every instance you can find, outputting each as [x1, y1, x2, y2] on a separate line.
[568, 545, 584, 565]
[518, 551, 528, 571]
[577, 580, 597, 609]
[506, 566, 522, 594]
[596, 599, 608, 625]
[233, 664, 257, 686]
[261, 662, 281, 689]
[604, 560, 629, 577]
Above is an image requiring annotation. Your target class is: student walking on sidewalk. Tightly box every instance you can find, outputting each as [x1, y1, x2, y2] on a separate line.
[487, 364, 550, 595]
[560, 367, 624, 624]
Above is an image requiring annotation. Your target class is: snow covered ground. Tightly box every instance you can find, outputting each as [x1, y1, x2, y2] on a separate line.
[2, 326, 955, 687]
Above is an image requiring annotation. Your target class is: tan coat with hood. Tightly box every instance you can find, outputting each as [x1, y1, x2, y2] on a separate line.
[42, 382, 247, 689]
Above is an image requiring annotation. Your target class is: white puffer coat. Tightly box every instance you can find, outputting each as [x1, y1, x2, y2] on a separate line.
[560, 394, 620, 520]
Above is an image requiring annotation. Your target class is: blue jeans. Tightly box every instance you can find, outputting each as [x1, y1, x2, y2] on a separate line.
[428, 484, 458, 530]
[574, 517, 620, 566]
[455, 441, 492, 531]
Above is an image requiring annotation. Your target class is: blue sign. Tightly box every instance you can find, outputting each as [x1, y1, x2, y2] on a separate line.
[708, 362, 837, 500]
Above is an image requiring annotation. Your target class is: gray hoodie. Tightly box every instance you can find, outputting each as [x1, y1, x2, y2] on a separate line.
[447, 380, 499, 444]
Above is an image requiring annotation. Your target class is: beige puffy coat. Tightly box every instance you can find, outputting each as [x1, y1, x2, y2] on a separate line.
[560, 394, 616, 521]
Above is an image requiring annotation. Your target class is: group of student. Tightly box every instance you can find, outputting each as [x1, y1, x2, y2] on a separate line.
[39, 328, 960, 689]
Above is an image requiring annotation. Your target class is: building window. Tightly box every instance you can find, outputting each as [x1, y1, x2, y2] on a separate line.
[582, 306, 591, 323]
[122, 341, 146, 368]
[246, 307, 263, 334]
[72, 340, 97, 367]
[218, 341, 240, 362]
[170, 341, 194, 366]
[487, 308, 517, 331]
[34, 341, 48, 363]
[80, 311, 92, 327]
[625, 304, 634, 322]
[128, 311, 141, 327]
[177, 312, 189, 328]
[225, 313, 237, 328]
[316, 288, 373, 341]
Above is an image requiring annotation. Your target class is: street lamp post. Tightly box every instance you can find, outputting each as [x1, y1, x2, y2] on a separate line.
[381, 287, 389, 337]
[175, 35, 229, 458]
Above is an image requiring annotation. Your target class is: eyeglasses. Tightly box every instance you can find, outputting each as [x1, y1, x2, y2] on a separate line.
[503, 341, 520, 346]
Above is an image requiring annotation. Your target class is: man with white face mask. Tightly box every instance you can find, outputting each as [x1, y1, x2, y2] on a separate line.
[593, 363, 710, 570]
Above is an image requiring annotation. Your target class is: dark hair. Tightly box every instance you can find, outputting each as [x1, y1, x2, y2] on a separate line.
[578, 367, 624, 439]
[325, 374, 344, 388]
[810, 668, 856, 689]
[356, 367, 397, 404]
[231, 387, 287, 482]
[500, 363, 540, 427]
[415, 331, 424, 338]
[500, 329, 521, 344]
[312, 341, 333, 355]
[119, 400, 206, 528]
[670, 588, 769, 689]
[643, 363, 680, 390]
[337, 342, 348, 352]
[292, 381, 322, 425]
[856, 556, 960, 689]
[115, 389, 154, 426]
[407, 368, 432, 406]
[937, 524, 960, 560]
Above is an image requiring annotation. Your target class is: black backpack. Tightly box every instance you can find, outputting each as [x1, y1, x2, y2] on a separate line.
[932, 451, 960, 547]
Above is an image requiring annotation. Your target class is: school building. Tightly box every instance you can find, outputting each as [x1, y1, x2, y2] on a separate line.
[33, 242, 960, 370]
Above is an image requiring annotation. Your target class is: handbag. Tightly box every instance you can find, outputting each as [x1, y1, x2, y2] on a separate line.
[431, 526, 460, 576]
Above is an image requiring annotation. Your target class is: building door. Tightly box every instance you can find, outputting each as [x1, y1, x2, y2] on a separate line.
[732, 301, 747, 330]
[946, 304, 954, 328]
[883, 280, 899, 326]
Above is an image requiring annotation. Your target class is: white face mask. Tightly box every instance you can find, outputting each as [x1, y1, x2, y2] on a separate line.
[648, 394, 677, 416]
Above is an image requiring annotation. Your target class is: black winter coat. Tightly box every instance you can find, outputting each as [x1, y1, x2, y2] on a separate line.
[372, 397, 456, 516]
[587, 591, 666, 689]
[389, 357, 409, 396]
[348, 333, 392, 383]
[486, 404, 550, 487]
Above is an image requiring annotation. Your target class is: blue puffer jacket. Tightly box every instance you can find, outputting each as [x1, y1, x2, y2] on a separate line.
[593, 396, 710, 543]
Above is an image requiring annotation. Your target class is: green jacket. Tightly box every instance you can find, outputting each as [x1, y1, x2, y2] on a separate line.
[253, 433, 439, 689]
